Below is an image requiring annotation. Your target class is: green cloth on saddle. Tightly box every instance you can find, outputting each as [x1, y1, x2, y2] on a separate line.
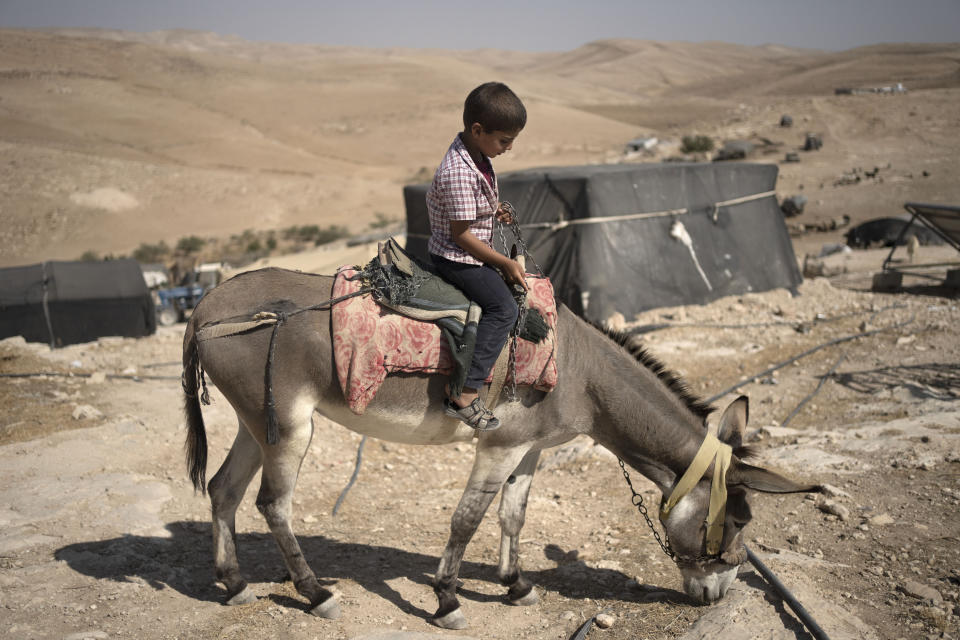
[358, 237, 479, 396]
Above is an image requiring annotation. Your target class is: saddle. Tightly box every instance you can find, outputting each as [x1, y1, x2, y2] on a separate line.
[331, 239, 558, 415]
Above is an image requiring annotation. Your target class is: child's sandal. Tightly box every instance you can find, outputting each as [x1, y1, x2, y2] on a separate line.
[444, 397, 501, 431]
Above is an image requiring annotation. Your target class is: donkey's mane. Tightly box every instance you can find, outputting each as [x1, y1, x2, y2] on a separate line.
[594, 324, 714, 422]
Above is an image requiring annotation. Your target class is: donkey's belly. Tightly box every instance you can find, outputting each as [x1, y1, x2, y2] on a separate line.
[318, 398, 477, 445]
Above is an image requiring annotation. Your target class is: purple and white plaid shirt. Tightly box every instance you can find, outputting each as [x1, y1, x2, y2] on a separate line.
[427, 135, 499, 265]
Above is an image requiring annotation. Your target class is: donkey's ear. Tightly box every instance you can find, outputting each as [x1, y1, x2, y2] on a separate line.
[717, 395, 748, 449]
[728, 461, 821, 494]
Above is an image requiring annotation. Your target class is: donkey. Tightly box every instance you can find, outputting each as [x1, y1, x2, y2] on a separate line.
[182, 267, 818, 630]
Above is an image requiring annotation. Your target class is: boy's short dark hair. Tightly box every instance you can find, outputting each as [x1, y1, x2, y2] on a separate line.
[463, 82, 526, 133]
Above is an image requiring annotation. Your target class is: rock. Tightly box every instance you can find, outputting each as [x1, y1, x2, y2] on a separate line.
[302, 514, 318, 524]
[819, 483, 851, 499]
[86, 371, 107, 385]
[817, 499, 850, 521]
[901, 581, 942, 603]
[867, 513, 895, 526]
[604, 312, 626, 332]
[64, 632, 108, 640]
[72, 404, 103, 421]
[594, 613, 616, 629]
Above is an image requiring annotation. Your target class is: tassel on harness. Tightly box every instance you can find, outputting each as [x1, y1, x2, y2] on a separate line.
[264, 311, 287, 446]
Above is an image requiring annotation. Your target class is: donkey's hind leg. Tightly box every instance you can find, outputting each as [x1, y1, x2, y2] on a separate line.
[255, 413, 340, 619]
[209, 419, 263, 605]
[497, 449, 541, 606]
[432, 444, 533, 630]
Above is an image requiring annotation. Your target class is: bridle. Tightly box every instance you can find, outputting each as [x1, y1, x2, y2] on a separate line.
[618, 432, 734, 566]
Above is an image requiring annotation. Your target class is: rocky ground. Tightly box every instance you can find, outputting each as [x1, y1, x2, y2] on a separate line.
[1, 253, 959, 640]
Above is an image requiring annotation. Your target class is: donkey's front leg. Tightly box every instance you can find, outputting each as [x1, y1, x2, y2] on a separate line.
[256, 416, 340, 619]
[497, 449, 541, 606]
[432, 444, 532, 630]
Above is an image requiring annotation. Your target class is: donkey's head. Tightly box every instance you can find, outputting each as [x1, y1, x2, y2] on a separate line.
[657, 396, 820, 604]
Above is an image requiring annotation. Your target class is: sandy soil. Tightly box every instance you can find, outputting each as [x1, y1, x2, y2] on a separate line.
[1, 248, 958, 639]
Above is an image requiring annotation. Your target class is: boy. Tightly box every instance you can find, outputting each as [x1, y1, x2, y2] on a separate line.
[427, 82, 528, 431]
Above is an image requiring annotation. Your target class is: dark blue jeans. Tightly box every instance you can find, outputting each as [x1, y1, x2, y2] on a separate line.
[431, 255, 519, 390]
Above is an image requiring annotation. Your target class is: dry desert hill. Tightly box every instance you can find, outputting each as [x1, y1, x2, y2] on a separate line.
[1, 28, 958, 268]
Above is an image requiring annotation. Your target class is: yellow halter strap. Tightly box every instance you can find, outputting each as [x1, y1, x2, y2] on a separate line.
[659, 432, 733, 556]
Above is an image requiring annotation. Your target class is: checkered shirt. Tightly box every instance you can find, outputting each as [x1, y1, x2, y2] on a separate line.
[426, 135, 499, 265]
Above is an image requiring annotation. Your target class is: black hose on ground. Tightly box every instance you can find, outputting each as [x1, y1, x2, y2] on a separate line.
[747, 546, 832, 640]
[703, 314, 914, 406]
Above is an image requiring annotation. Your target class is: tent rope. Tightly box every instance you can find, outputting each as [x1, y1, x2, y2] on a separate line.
[518, 189, 777, 231]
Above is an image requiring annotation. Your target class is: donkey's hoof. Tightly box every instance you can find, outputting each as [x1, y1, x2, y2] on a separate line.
[508, 588, 539, 606]
[309, 596, 341, 619]
[431, 608, 468, 630]
[225, 586, 257, 606]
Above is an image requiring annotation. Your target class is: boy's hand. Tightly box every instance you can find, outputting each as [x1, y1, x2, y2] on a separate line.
[495, 203, 514, 225]
[501, 258, 529, 291]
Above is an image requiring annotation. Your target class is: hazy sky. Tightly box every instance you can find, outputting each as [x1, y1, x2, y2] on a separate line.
[2, 0, 958, 52]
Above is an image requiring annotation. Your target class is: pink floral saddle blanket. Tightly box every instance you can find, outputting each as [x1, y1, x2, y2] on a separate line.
[331, 265, 559, 415]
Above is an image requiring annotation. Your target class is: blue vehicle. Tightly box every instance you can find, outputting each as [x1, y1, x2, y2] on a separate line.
[154, 263, 223, 326]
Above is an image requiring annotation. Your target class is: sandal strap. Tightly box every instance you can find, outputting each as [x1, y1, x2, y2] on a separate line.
[462, 398, 492, 426]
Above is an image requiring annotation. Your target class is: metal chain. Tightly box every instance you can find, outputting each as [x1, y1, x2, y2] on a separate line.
[618, 458, 728, 565]
[496, 200, 539, 402]
[617, 458, 676, 560]
[497, 201, 545, 275]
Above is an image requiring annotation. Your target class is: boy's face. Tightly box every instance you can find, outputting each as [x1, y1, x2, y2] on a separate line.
[469, 123, 520, 159]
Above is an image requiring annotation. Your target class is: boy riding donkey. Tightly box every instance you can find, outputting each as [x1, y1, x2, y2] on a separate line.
[428, 82, 529, 431]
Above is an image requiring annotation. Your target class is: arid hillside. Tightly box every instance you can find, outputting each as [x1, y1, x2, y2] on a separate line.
[1, 28, 958, 266]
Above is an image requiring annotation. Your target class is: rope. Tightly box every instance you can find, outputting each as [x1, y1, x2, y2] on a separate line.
[518, 190, 776, 232]
[332, 435, 366, 516]
[41, 262, 56, 349]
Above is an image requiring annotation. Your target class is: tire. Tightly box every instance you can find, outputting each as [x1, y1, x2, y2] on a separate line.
[158, 307, 180, 326]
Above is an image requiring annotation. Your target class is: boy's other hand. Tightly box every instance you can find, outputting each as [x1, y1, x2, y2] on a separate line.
[501, 258, 528, 291]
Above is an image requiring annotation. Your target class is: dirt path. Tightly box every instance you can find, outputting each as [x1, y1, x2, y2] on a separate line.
[1, 268, 959, 639]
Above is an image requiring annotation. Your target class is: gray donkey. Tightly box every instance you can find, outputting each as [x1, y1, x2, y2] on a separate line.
[182, 267, 817, 630]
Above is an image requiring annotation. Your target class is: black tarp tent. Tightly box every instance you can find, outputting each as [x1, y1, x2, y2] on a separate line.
[0, 258, 156, 347]
[404, 162, 802, 323]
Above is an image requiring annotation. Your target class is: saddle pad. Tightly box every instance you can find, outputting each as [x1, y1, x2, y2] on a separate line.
[332, 265, 559, 415]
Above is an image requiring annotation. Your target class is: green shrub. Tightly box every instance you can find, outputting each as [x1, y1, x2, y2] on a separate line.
[314, 225, 349, 245]
[681, 135, 714, 153]
[132, 241, 170, 263]
[368, 212, 396, 230]
[176, 235, 206, 254]
[80, 250, 100, 262]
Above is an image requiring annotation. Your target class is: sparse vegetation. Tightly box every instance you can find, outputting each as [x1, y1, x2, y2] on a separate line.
[368, 212, 398, 230]
[283, 224, 350, 246]
[132, 241, 170, 263]
[79, 250, 100, 262]
[681, 134, 714, 153]
[176, 235, 206, 254]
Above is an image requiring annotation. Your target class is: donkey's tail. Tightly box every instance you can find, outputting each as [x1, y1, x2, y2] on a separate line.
[183, 320, 208, 494]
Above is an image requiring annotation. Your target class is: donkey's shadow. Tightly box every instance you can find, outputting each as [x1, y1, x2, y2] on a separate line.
[55, 521, 687, 618]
